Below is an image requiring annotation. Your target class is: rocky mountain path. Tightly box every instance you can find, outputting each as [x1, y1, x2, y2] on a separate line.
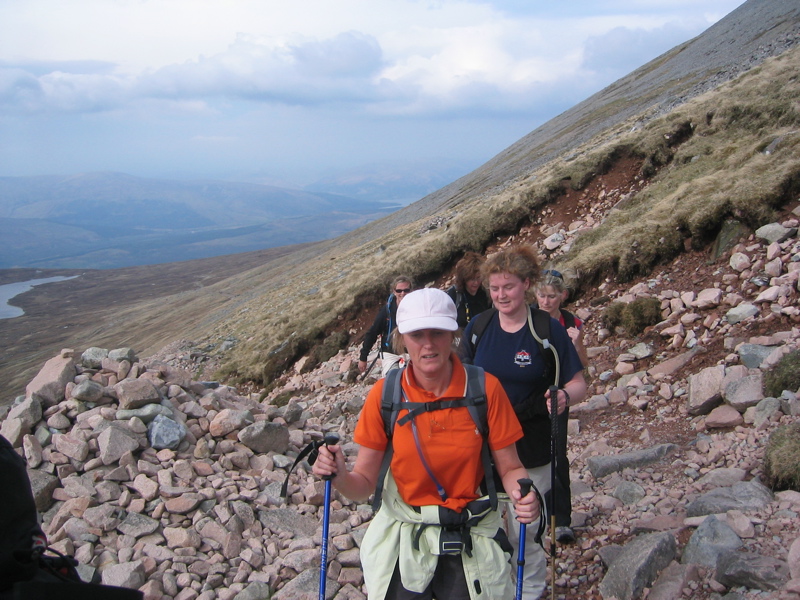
[274, 153, 800, 598]
[146, 152, 800, 599]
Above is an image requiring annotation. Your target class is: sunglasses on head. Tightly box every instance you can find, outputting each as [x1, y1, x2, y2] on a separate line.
[543, 269, 563, 280]
[395, 288, 412, 294]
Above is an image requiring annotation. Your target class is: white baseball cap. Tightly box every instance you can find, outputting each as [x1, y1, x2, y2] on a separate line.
[396, 288, 458, 334]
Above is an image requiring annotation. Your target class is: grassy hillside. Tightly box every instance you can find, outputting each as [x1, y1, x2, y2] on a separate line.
[216, 46, 800, 387]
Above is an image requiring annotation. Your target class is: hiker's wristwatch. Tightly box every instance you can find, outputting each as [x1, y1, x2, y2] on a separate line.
[560, 388, 571, 406]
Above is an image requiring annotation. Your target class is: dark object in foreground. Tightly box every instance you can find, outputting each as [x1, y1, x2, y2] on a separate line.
[0, 434, 143, 600]
[11, 581, 143, 600]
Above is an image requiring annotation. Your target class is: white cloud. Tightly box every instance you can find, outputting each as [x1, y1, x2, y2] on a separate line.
[580, 19, 713, 75]
[1, 0, 737, 116]
[139, 31, 386, 105]
[0, 0, 747, 180]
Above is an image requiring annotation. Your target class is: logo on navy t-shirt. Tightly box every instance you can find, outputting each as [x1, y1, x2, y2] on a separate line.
[514, 349, 532, 366]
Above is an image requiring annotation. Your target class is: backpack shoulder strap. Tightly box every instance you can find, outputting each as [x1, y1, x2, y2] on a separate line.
[530, 307, 551, 341]
[384, 294, 397, 343]
[463, 364, 499, 510]
[446, 285, 463, 308]
[462, 364, 488, 435]
[559, 308, 577, 330]
[373, 368, 404, 510]
[380, 367, 404, 436]
[528, 306, 560, 391]
[468, 308, 498, 354]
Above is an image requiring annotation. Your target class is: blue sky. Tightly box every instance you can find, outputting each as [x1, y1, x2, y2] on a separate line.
[0, 0, 746, 187]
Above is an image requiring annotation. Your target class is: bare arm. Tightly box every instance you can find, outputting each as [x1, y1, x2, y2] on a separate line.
[567, 326, 590, 368]
[492, 444, 539, 524]
[546, 370, 588, 414]
[312, 444, 385, 503]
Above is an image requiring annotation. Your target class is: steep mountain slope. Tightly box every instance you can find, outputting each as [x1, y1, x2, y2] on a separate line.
[6, 150, 796, 600]
[214, 1, 800, 387]
[361, 0, 800, 234]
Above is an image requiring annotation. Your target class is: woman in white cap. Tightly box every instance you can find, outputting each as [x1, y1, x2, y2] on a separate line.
[313, 287, 538, 600]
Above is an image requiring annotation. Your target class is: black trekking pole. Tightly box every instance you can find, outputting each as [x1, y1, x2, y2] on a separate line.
[359, 351, 381, 381]
[515, 478, 533, 600]
[548, 385, 559, 600]
[319, 433, 340, 600]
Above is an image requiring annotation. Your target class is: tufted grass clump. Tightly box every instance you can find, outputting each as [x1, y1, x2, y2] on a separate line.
[602, 297, 662, 336]
[603, 301, 627, 330]
[271, 390, 295, 408]
[259, 333, 316, 385]
[764, 422, 800, 492]
[622, 297, 662, 336]
[764, 349, 800, 398]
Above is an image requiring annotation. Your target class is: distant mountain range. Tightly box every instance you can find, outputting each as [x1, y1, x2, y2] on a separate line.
[0, 159, 476, 269]
[304, 159, 475, 205]
[0, 171, 402, 269]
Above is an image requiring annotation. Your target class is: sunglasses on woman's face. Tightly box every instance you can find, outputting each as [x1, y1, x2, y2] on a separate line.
[395, 288, 412, 294]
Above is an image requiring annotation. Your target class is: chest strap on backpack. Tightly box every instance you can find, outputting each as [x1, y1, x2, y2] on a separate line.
[395, 394, 487, 427]
[372, 365, 497, 511]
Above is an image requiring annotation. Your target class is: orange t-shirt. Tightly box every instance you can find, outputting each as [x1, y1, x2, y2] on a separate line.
[355, 355, 523, 512]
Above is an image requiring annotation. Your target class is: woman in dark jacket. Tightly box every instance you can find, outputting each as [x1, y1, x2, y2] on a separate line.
[358, 276, 415, 377]
[446, 252, 491, 328]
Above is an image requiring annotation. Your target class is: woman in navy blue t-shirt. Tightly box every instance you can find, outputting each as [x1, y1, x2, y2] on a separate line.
[460, 245, 586, 600]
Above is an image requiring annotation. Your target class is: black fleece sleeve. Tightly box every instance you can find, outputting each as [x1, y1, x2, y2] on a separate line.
[360, 307, 387, 362]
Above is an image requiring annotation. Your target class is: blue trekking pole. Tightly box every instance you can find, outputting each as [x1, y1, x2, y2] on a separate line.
[516, 477, 533, 600]
[319, 433, 340, 600]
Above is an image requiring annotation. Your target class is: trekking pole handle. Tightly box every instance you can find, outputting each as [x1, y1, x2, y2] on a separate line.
[322, 434, 340, 481]
[548, 386, 560, 416]
[518, 478, 532, 498]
